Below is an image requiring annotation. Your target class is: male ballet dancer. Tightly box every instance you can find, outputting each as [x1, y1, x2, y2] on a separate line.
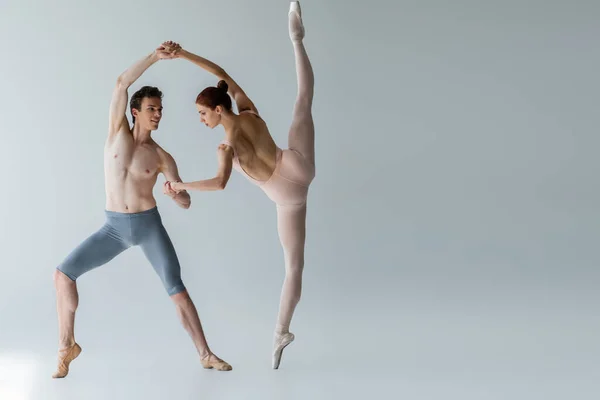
[52, 44, 231, 379]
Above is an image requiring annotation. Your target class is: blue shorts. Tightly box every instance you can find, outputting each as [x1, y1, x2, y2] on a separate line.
[56, 207, 185, 296]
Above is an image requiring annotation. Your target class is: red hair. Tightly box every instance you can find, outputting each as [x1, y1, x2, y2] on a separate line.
[196, 80, 232, 111]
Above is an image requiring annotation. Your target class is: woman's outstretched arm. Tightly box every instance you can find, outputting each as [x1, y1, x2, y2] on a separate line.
[166, 42, 259, 114]
[169, 144, 234, 192]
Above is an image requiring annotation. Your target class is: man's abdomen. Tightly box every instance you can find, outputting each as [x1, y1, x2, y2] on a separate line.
[105, 173, 158, 213]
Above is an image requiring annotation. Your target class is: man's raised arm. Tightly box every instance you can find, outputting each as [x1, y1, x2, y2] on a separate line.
[108, 48, 168, 140]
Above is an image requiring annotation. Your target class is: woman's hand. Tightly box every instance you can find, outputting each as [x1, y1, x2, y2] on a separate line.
[163, 180, 184, 197]
[169, 181, 185, 193]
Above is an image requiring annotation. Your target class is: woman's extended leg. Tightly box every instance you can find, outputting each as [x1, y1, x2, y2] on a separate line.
[287, 1, 315, 167]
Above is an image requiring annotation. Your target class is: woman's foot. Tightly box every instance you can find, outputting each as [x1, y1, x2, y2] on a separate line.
[272, 331, 295, 369]
[289, 1, 305, 42]
[200, 353, 233, 371]
[52, 342, 82, 379]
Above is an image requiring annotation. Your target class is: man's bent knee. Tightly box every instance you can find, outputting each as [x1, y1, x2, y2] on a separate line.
[162, 276, 186, 297]
[170, 288, 191, 305]
[54, 268, 76, 284]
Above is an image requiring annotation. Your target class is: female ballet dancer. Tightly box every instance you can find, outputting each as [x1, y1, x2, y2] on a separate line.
[163, 2, 314, 369]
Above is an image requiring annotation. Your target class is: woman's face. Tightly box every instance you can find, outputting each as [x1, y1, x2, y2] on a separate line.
[196, 103, 222, 129]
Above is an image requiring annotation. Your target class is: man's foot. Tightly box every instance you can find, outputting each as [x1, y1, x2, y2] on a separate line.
[272, 331, 295, 369]
[52, 343, 82, 379]
[289, 1, 305, 42]
[200, 353, 233, 371]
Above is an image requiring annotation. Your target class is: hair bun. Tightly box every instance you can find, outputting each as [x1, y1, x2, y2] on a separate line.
[217, 80, 229, 92]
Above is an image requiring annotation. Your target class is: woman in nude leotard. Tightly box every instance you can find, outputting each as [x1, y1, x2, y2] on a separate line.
[162, 2, 313, 369]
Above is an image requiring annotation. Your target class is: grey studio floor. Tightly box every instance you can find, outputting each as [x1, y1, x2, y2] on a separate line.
[1, 267, 599, 400]
[2, 0, 600, 399]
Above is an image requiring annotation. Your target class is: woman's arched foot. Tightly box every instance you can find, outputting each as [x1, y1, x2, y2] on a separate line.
[272, 331, 295, 369]
[289, 1, 305, 42]
[201, 353, 233, 371]
[52, 342, 82, 379]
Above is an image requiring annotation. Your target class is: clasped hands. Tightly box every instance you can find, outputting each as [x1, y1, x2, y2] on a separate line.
[155, 40, 183, 60]
[163, 180, 186, 198]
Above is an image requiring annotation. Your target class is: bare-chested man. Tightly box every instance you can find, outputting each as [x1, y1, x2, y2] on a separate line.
[52, 44, 232, 379]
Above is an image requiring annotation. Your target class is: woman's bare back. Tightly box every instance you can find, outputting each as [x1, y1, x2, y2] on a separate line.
[226, 112, 279, 181]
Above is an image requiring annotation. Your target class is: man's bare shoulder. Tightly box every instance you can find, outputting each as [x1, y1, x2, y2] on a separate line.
[152, 142, 177, 170]
[153, 142, 171, 159]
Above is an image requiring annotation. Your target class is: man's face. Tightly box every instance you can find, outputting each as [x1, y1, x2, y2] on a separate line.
[133, 97, 163, 130]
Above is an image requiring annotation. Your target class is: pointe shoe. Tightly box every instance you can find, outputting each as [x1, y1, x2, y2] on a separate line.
[289, 1, 305, 42]
[272, 331, 295, 369]
[52, 343, 82, 379]
[201, 354, 233, 371]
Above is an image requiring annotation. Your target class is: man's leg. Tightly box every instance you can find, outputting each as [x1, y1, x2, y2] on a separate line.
[138, 213, 232, 371]
[53, 221, 129, 378]
[53, 270, 81, 379]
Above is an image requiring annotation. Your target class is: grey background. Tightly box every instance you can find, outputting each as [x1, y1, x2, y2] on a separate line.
[0, 0, 599, 399]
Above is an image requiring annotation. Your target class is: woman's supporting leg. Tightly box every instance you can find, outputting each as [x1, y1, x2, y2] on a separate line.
[273, 203, 307, 368]
[275, 204, 307, 332]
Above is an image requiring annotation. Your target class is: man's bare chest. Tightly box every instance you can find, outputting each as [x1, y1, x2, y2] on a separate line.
[106, 139, 161, 177]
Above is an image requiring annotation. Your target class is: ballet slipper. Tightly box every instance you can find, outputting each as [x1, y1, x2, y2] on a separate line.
[289, 1, 305, 42]
[52, 342, 82, 379]
[272, 331, 295, 369]
[201, 354, 233, 371]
